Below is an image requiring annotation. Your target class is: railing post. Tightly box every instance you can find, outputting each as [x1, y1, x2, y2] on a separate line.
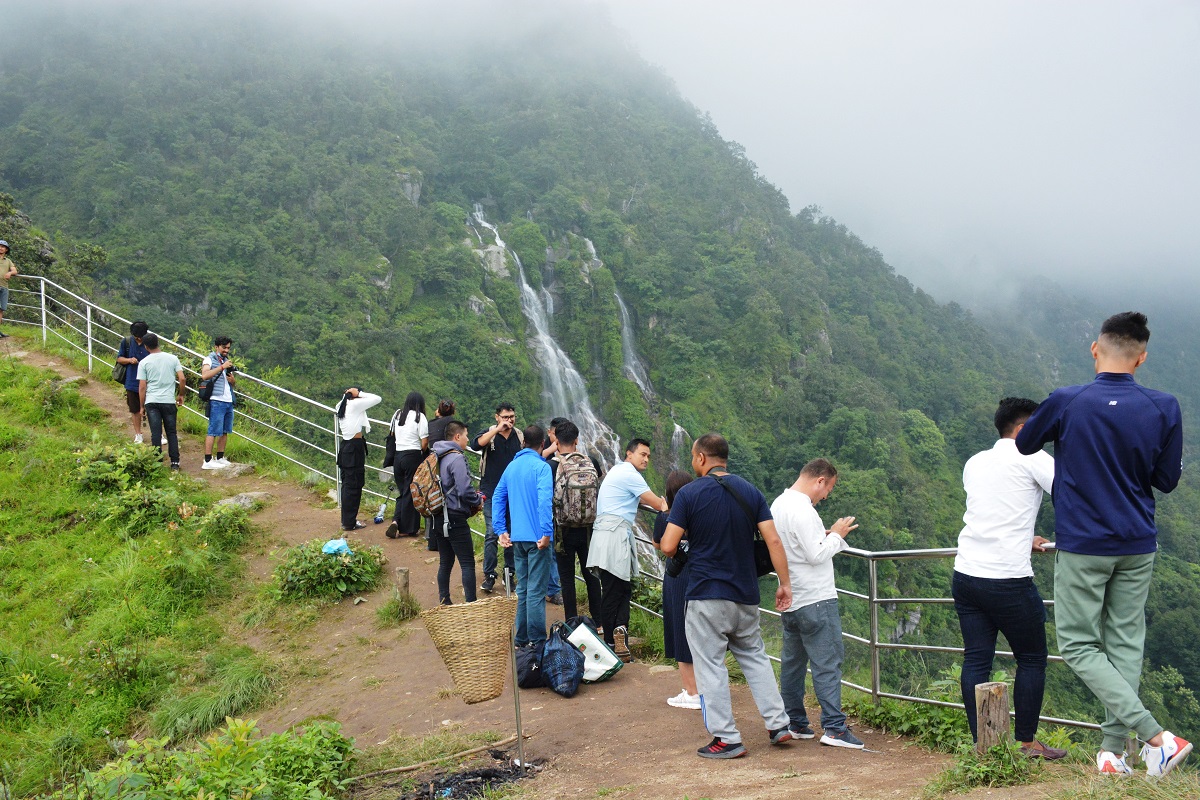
[86, 305, 93, 373]
[333, 411, 341, 512]
[40, 278, 47, 343]
[869, 558, 881, 705]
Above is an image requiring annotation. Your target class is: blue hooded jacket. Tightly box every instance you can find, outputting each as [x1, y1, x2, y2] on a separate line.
[492, 448, 553, 543]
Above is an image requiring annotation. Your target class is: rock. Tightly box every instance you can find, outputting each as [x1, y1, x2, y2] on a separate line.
[648, 665, 677, 675]
[217, 491, 272, 509]
[10, 351, 28, 357]
[212, 462, 256, 478]
[327, 489, 339, 501]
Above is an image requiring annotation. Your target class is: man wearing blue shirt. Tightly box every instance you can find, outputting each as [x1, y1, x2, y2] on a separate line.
[587, 438, 666, 660]
[494, 425, 555, 650]
[1017, 311, 1188, 777]
[660, 434, 794, 759]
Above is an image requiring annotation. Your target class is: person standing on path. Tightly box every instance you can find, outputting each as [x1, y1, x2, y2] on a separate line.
[954, 398, 1064, 760]
[1017, 311, 1189, 777]
[653, 469, 698, 709]
[336, 387, 382, 532]
[659, 433, 794, 759]
[0, 240, 17, 338]
[473, 403, 523, 593]
[773, 458, 865, 749]
[116, 321, 151, 442]
[135, 333, 185, 471]
[494, 425, 554, 650]
[200, 336, 237, 469]
[432, 421, 483, 605]
[384, 391, 428, 540]
[550, 420, 603, 623]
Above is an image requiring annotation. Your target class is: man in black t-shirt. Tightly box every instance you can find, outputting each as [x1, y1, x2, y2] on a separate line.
[473, 402, 523, 593]
[661, 434, 793, 760]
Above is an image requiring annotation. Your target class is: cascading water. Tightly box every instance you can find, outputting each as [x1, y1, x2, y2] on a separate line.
[614, 292, 652, 399]
[671, 423, 691, 469]
[470, 206, 622, 468]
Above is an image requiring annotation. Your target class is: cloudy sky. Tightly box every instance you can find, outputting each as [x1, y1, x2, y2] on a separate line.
[596, 0, 1200, 306]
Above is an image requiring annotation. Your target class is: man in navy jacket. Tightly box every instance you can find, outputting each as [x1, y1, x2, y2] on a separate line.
[1017, 311, 1188, 776]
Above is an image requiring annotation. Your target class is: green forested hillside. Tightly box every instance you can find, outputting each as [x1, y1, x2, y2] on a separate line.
[2, 0, 1198, 736]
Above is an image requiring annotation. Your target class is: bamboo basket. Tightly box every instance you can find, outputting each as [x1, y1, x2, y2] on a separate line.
[421, 595, 518, 704]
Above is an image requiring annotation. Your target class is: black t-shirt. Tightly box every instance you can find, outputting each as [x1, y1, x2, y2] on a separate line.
[472, 428, 523, 495]
[666, 472, 771, 605]
[427, 416, 453, 447]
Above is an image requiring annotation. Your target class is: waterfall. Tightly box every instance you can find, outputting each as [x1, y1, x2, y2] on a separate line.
[671, 423, 691, 469]
[470, 206, 622, 469]
[614, 292, 652, 398]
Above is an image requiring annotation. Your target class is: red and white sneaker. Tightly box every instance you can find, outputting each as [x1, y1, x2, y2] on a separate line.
[1140, 731, 1193, 777]
[1096, 750, 1133, 775]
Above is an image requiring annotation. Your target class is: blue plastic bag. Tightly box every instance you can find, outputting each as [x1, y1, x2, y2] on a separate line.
[322, 538, 352, 555]
[541, 621, 585, 697]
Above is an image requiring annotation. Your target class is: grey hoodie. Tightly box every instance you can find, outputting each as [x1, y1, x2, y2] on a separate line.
[433, 439, 482, 515]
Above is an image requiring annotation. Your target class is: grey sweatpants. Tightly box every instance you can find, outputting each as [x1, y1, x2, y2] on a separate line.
[686, 598, 789, 744]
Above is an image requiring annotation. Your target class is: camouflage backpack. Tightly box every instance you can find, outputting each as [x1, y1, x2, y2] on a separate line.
[553, 452, 599, 527]
[409, 452, 444, 516]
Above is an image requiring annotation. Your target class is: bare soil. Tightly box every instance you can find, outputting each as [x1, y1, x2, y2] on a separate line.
[10, 340, 1080, 800]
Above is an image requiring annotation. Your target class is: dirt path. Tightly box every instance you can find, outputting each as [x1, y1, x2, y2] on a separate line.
[7, 340, 982, 799]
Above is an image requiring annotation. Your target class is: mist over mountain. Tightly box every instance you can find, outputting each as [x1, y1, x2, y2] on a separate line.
[3, 0, 1199, 736]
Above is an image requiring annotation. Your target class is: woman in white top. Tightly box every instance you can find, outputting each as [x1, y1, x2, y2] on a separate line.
[336, 387, 381, 531]
[385, 391, 429, 539]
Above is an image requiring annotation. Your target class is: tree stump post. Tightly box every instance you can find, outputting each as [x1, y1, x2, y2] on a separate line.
[394, 566, 410, 595]
[975, 681, 1010, 754]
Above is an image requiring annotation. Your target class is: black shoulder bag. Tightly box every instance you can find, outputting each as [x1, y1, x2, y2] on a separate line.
[710, 473, 776, 578]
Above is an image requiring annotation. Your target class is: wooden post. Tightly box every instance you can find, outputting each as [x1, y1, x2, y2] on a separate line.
[975, 681, 1011, 753]
[394, 566, 410, 595]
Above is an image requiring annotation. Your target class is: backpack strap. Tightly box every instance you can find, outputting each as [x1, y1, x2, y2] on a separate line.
[709, 473, 761, 538]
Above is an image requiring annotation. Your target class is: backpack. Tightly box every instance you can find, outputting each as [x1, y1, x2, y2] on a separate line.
[541, 622, 585, 698]
[111, 336, 134, 383]
[553, 452, 599, 527]
[409, 451, 444, 516]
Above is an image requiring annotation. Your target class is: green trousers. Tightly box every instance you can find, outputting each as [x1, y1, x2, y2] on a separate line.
[1054, 549, 1160, 753]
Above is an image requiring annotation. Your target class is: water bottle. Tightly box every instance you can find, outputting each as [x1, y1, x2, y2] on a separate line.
[373, 503, 386, 524]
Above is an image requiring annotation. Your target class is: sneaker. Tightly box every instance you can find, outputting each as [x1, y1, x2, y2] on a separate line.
[134, 434, 143, 444]
[201, 459, 221, 470]
[612, 626, 632, 663]
[170, 462, 180, 471]
[1096, 750, 1133, 775]
[384, 521, 399, 539]
[667, 690, 702, 710]
[789, 724, 817, 740]
[343, 521, 366, 531]
[547, 593, 564, 605]
[820, 729, 865, 749]
[481, 577, 496, 594]
[1141, 732, 1193, 777]
[1019, 740, 1068, 760]
[697, 737, 746, 759]
[159, 438, 165, 447]
[215, 457, 232, 467]
[769, 727, 794, 745]
[0, 331, 8, 339]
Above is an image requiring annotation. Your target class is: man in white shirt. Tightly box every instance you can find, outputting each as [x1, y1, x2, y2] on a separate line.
[772, 458, 863, 749]
[200, 336, 237, 469]
[953, 397, 1064, 760]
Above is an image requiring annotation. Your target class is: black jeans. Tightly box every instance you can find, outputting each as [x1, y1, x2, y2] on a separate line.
[597, 568, 631, 645]
[435, 511, 477, 605]
[556, 526, 601, 622]
[144, 402, 180, 464]
[952, 571, 1048, 742]
[337, 437, 366, 530]
[392, 449, 424, 535]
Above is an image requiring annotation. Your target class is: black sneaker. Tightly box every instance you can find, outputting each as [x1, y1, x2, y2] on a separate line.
[481, 576, 495, 594]
[698, 737, 746, 759]
[820, 729, 865, 749]
[789, 724, 816, 739]
[0, 331, 8, 339]
[769, 727, 794, 745]
[170, 462, 180, 471]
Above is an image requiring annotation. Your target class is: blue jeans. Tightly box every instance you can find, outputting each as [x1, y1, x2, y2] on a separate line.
[547, 557, 561, 597]
[482, 497, 510, 584]
[952, 571, 1048, 743]
[206, 399, 234, 436]
[513, 541, 552, 648]
[781, 598, 847, 732]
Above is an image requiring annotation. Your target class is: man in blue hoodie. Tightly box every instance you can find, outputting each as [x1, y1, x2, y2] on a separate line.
[432, 421, 484, 605]
[494, 425, 555, 649]
[1017, 311, 1188, 777]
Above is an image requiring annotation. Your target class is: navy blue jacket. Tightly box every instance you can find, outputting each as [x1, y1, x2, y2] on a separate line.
[1016, 372, 1183, 556]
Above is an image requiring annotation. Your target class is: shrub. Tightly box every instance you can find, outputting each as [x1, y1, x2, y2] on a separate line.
[376, 588, 422, 627]
[152, 654, 278, 741]
[0, 671, 42, 715]
[198, 503, 253, 552]
[75, 441, 165, 492]
[102, 484, 182, 536]
[924, 741, 1039, 796]
[275, 539, 387, 600]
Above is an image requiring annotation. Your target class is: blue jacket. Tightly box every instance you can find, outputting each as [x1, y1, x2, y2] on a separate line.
[492, 448, 553, 543]
[1016, 372, 1183, 556]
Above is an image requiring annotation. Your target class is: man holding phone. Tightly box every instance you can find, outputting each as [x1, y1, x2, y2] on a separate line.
[473, 402, 523, 592]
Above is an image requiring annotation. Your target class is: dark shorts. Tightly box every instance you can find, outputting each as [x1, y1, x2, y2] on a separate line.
[0, 286, 8, 311]
[125, 389, 142, 414]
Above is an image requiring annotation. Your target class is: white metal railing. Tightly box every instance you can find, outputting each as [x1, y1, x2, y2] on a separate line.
[5, 276, 1100, 733]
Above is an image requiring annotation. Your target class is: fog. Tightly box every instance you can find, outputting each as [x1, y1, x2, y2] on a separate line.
[597, 1, 1200, 306]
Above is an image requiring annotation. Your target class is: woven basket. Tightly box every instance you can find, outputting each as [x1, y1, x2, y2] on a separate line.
[421, 595, 518, 704]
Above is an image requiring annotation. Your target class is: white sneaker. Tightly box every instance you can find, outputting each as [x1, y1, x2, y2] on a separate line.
[201, 460, 221, 470]
[1141, 731, 1193, 777]
[158, 438, 165, 446]
[1097, 750, 1133, 775]
[216, 457, 232, 467]
[666, 690, 701, 709]
[133, 434, 143, 444]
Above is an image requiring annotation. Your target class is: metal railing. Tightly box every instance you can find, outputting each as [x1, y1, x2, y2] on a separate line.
[3, 276, 398, 510]
[4, 276, 1099, 732]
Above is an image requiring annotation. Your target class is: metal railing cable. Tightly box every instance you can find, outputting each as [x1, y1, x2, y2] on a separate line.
[5, 276, 1099, 732]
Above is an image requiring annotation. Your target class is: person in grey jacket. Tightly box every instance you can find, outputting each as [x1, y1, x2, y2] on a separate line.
[433, 421, 483, 604]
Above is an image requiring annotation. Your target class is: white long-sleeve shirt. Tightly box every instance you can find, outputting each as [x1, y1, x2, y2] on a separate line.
[955, 438, 1054, 579]
[771, 488, 847, 609]
[337, 392, 382, 441]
